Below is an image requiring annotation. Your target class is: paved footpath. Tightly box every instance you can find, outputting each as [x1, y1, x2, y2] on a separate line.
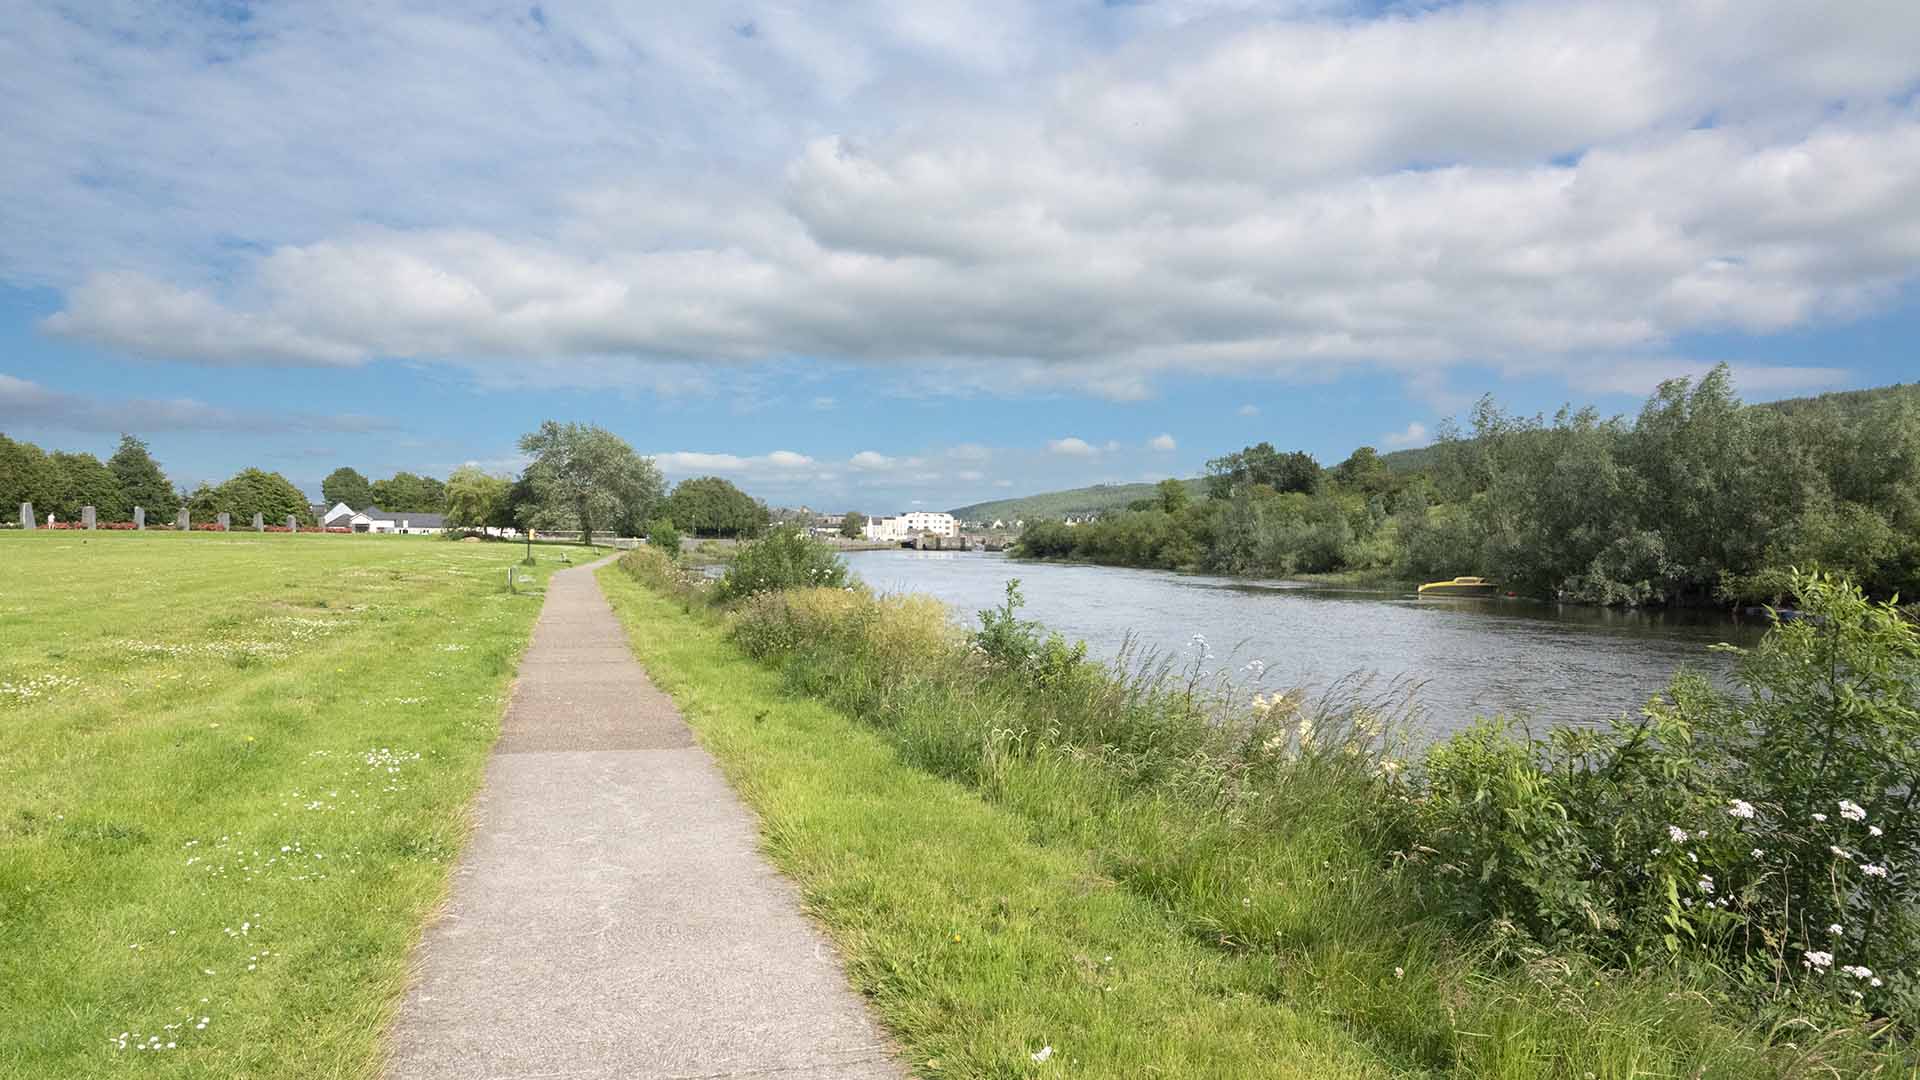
[386, 556, 901, 1079]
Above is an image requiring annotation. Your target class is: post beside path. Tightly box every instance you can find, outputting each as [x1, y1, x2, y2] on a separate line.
[384, 556, 900, 1079]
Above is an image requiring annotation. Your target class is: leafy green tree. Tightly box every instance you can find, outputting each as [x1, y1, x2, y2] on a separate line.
[0, 433, 61, 518]
[107, 435, 179, 518]
[48, 450, 128, 521]
[646, 517, 682, 558]
[1204, 442, 1321, 498]
[666, 476, 770, 538]
[443, 465, 510, 531]
[517, 421, 664, 541]
[204, 469, 312, 525]
[1155, 477, 1191, 514]
[1329, 446, 1393, 496]
[839, 511, 866, 539]
[369, 471, 446, 513]
[321, 466, 373, 509]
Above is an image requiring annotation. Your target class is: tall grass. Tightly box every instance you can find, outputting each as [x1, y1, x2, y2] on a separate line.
[611, 545, 1913, 1077]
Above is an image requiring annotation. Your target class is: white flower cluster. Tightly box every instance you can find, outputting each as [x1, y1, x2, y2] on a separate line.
[0, 672, 83, 704]
[1727, 799, 1756, 819]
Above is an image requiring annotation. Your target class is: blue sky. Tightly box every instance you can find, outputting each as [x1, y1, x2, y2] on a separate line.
[2, 1, 1917, 511]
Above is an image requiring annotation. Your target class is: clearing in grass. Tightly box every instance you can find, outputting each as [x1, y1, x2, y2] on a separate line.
[0, 532, 592, 1078]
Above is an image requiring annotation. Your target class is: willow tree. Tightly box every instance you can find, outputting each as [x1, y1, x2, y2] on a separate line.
[516, 421, 663, 542]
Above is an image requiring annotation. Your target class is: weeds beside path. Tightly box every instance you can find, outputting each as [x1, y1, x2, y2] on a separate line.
[0, 532, 590, 1078]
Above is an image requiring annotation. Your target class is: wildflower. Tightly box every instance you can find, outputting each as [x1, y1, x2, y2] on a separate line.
[1394, 966, 1405, 979]
[1871, 977, 1883, 987]
[1696, 875, 1714, 895]
[1869, 825, 1884, 838]
[1861, 864, 1889, 878]
[1803, 951, 1834, 971]
[1828, 924, 1844, 935]
[1032, 1045, 1054, 1063]
[1751, 848, 1765, 859]
[1841, 965, 1874, 980]
[1727, 799, 1756, 819]
[1667, 825, 1689, 844]
[1839, 800, 1867, 822]
[1812, 813, 1828, 823]
[1830, 846, 1852, 860]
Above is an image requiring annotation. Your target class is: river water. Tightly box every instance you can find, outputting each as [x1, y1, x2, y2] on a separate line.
[842, 549, 1767, 734]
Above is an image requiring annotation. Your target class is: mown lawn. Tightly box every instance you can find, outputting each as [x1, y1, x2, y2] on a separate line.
[0, 532, 591, 1078]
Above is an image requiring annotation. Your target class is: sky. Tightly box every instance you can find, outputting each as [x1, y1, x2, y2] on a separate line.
[2, 1, 1917, 513]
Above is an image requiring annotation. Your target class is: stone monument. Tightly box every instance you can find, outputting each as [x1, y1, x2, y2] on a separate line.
[82, 505, 96, 530]
[253, 512, 264, 531]
[286, 515, 298, 531]
[217, 512, 231, 531]
[20, 502, 33, 530]
[177, 508, 190, 530]
[134, 506, 145, 530]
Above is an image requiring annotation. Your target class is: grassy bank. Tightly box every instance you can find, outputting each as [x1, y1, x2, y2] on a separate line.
[0, 532, 590, 1077]
[601, 548, 1909, 1078]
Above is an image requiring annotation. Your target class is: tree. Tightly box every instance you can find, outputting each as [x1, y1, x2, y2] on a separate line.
[369, 471, 446, 513]
[517, 421, 664, 541]
[48, 451, 128, 521]
[1204, 442, 1321, 498]
[666, 476, 770, 538]
[839, 511, 867, 539]
[1329, 446, 1392, 496]
[0, 434, 60, 517]
[443, 465, 510, 531]
[108, 435, 179, 518]
[321, 467, 373, 509]
[203, 468, 312, 525]
[646, 517, 682, 557]
[1155, 478, 1191, 514]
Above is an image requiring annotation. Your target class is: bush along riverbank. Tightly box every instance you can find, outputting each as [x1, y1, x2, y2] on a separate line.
[610, 533, 1919, 1077]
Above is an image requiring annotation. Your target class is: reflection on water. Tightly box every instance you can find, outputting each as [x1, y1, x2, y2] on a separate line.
[843, 549, 1767, 734]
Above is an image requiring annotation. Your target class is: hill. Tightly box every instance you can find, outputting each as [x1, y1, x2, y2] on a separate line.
[950, 479, 1205, 522]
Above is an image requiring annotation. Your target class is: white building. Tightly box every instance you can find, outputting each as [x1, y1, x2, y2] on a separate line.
[320, 502, 446, 534]
[864, 511, 956, 541]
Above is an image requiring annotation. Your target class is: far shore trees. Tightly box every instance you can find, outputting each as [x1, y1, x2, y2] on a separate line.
[839, 511, 866, 539]
[665, 476, 770, 538]
[517, 421, 664, 541]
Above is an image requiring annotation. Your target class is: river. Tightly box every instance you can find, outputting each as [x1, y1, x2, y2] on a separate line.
[841, 549, 1767, 734]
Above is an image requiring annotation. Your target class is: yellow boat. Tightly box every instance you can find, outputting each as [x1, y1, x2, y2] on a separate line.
[1418, 575, 1499, 597]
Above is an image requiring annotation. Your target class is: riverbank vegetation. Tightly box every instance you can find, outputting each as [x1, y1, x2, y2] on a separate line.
[607, 533, 1918, 1076]
[0, 532, 589, 1077]
[1016, 369, 1920, 606]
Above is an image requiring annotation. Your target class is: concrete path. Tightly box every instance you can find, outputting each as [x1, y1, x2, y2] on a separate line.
[385, 556, 901, 1079]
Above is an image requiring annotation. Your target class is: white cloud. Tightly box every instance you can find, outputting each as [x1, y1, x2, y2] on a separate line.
[0, 373, 392, 434]
[10, 1, 1920, 401]
[1237, 405, 1260, 417]
[1383, 422, 1430, 449]
[1148, 433, 1177, 451]
[765, 449, 815, 467]
[1047, 437, 1097, 457]
[848, 450, 896, 470]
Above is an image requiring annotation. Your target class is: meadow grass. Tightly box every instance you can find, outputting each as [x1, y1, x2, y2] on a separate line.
[600, 556, 1912, 1079]
[0, 531, 593, 1078]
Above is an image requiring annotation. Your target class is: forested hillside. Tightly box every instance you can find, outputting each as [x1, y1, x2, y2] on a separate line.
[951, 479, 1205, 522]
[1015, 368, 1920, 606]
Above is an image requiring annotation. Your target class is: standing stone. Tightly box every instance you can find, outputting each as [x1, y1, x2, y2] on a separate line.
[286, 514, 298, 532]
[134, 506, 145, 530]
[253, 512, 264, 532]
[19, 502, 33, 530]
[82, 505, 97, 530]
[217, 512, 231, 531]
[177, 508, 190, 531]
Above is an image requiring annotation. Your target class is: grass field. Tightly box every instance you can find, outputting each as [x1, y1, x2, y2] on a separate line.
[0, 532, 592, 1078]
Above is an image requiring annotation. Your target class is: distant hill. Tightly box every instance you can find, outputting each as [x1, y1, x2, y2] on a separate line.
[950, 479, 1205, 522]
[956, 383, 1920, 521]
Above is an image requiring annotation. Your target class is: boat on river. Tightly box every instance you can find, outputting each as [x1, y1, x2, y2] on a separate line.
[1418, 575, 1499, 597]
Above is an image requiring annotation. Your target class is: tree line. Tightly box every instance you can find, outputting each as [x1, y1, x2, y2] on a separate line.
[3, 421, 778, 542]
[1016, 366, 1920, 606]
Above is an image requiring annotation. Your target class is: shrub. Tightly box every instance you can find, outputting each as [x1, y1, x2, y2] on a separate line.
[714, 529, 848, 603]
[1408, 569, 1920, 1015]
[645, 518, 682, 559]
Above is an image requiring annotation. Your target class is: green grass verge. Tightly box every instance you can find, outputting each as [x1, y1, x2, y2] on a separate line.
[0, 532, 594, 1078]
[599, 564, 1907, 1079]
